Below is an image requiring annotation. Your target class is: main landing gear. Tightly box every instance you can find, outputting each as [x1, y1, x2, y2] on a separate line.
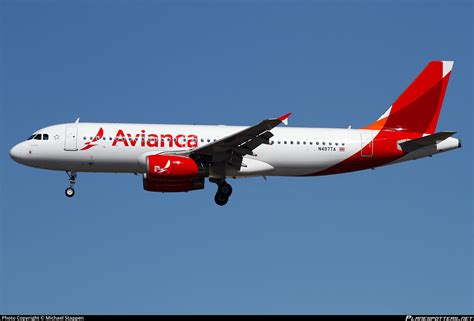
[65, 171, 77, 198]
[211, 179, 233, 206]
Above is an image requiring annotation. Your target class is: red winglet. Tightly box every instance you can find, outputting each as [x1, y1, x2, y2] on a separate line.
[278, 112, 292, 125]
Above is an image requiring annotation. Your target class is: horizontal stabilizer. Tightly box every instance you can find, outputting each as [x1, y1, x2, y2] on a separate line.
[399, 131, 456, 152]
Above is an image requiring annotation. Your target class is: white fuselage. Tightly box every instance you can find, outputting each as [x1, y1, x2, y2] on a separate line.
[9, 122, 460, 178]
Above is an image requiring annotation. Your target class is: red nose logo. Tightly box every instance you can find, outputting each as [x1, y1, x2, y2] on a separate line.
[81, 127, 104, 151]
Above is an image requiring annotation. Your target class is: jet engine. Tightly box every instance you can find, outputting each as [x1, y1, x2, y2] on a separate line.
[142, 154, 206, 192]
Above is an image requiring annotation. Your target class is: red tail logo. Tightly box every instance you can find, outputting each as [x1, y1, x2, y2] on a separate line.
[364, 61, 453, 134]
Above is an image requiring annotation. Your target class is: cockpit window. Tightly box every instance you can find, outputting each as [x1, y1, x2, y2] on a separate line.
[27, 133, 49, 140]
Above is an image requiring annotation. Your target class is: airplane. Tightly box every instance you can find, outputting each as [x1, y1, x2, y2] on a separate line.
[10, 60, 461, 206]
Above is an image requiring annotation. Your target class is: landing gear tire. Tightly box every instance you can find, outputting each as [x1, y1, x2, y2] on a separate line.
[210, 178, 232, 206]
[65, 171, 77, 198]
[65, 187, 75, 198]
[218, 183, 233, 197]
[214, 193, 229, 206]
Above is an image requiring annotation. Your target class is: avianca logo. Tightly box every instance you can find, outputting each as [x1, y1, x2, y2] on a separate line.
[112, 129, 198, 148]
[81, 127, 104, 151]
[154, 160, 171, 174]
[81, 128, 199, 150]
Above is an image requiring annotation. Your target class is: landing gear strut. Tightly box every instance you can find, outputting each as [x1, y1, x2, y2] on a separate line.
[65, 171, 77, 198]
[211, 178, 233, 206]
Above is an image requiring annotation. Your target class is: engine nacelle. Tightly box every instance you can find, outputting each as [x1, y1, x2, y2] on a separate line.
[147, 154, 201, 179]
[143, 154, 206, 192]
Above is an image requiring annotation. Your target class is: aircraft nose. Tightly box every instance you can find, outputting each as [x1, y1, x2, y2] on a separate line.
[10, 143, 24, 162]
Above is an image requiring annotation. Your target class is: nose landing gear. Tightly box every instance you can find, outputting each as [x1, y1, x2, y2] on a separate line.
[211, 179, 233, 206]
[65, 171, 77, 198]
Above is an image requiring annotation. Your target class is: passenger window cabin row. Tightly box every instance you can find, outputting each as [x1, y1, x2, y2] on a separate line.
[81, 136, 346, 146]
[269, 140, 345, 146]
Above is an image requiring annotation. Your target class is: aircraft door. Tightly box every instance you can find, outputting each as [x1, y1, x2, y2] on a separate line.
[360, 133, 373, 157]
[64, 127, 78, 151]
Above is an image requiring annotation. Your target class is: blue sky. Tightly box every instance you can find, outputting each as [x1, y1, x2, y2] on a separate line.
[1, 0, 472, 314]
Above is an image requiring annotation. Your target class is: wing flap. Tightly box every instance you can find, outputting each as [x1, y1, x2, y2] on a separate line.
[185, 113, 291, 172]
[189, 113, 290, 157]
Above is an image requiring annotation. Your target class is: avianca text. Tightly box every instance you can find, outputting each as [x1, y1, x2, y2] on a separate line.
[112, 129, 198, 148]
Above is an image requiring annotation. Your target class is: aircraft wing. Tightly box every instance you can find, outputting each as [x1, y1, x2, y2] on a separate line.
[185, 113, 291, 170]
[399, 131, 456, 152]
